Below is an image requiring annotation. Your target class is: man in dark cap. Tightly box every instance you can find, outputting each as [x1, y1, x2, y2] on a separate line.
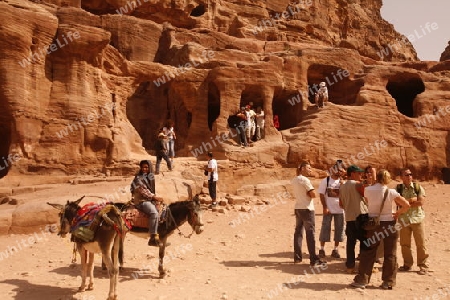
[130, 160, 163, 246]
[339, 165, 368, 273]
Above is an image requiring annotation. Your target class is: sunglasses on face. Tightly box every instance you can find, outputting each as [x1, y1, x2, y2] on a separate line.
[404, 173, 413, 176]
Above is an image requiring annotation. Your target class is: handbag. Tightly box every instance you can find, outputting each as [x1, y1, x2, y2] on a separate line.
[362, 188, 389, 231]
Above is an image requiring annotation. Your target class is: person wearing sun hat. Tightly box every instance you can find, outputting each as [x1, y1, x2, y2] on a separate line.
[339, 164, 368, 274]
[315, 81, 329, 108]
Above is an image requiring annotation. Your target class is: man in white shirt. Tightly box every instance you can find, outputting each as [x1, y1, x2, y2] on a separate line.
[315, 81, 329, 108]
[318, 163, 345, 259]
[291, 161, 326, 266]
[204, 152, 218, 207]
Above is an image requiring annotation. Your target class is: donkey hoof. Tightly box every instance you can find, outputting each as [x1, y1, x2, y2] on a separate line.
[87, 283, 94, 290]
[78, 286, 85, 292]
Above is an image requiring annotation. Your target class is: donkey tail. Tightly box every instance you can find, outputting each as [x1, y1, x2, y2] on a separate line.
[119, 234, 124, 268]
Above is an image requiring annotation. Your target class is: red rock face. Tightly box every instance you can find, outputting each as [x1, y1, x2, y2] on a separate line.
[440, 41, 450, 61]
[0, 0, 449, 181]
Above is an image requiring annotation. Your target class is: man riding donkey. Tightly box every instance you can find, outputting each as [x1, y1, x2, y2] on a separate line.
[130, 160, 164, 246]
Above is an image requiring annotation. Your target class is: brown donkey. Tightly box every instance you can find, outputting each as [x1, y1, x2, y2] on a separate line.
[48, 196, 127, 300]
[119, 195, 204, 278]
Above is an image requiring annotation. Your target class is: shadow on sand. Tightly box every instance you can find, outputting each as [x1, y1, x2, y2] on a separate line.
[222, 251, 352, 277]
[0, 279, 78, 300]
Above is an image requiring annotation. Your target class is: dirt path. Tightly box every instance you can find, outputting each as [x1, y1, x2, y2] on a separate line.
[0, 180, 448, 300]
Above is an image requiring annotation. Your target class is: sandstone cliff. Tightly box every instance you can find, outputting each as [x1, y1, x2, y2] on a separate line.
[441, 41, 450, 62]
[0, 0, 449, 189]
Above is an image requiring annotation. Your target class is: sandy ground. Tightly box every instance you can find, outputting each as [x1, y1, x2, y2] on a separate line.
[0, 178, 449, 300]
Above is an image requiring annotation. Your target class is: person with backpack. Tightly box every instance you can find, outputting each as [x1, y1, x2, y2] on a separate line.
[396, 168, 429, 275]
[351, 169, 410, 290]
[318, 162, 345, 259]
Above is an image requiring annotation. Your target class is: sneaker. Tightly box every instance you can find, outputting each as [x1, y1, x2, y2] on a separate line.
[380, 282, 393, 290]
[209, 202, 217, 209]
[319, 249, 326, 258]
[418, 268, 428, 275]
[398, 265, 411, 272]
[148, 234, 160, 247]
[310, 259, 327, 267]
[351, 281, 366, 289]
[331, 250, 341, 259]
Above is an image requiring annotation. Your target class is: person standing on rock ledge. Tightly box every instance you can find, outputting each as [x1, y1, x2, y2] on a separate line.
[155, 131, 173, 174]
[204, 152, 218, 208]
[291, 161, 327, 266]
[163, 119, 176, 166]
[315, 82, 329, 108]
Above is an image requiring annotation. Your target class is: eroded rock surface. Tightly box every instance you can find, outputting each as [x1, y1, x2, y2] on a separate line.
[0, 0, 449, 185]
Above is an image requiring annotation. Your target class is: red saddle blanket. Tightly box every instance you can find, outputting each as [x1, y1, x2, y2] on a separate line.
[71, 202, 109, 232]
[123, 207, 149, 229]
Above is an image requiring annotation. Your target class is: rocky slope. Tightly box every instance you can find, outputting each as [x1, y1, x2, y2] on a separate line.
[0, 0, 449, 189]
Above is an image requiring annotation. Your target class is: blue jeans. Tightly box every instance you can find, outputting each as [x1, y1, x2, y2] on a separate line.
[166, 139, 175, 158]
[294, 209, 319, 263]
[137, 201, 159, 234]
[319, 213, 345, 243]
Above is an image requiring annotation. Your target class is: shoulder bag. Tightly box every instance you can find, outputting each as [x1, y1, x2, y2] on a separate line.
[363, 188, 389, 231]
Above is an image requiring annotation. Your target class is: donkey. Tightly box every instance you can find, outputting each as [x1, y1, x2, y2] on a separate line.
[48, 196, 127, 300]
[119, 195, 204, 278]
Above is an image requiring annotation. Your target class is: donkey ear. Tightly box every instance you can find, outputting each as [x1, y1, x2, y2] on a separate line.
[74, 196, 85, 205]
[193, 194, 200, 204]
[47, 202, 64, 210]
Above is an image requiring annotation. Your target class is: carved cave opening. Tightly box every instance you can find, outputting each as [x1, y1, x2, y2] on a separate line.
[272, 88, 304, 131]
[190, 4, 206, 17]
[240, 86, 265, 138]
[240, 85, 265, 111]
[208, 82, 220, 131]
[0, 119, 11, 179]
[386, 74, 425, 118]
[126, 82, 191, 155]
[307, 64, 364, 105]
[0, 98, 12, 178]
